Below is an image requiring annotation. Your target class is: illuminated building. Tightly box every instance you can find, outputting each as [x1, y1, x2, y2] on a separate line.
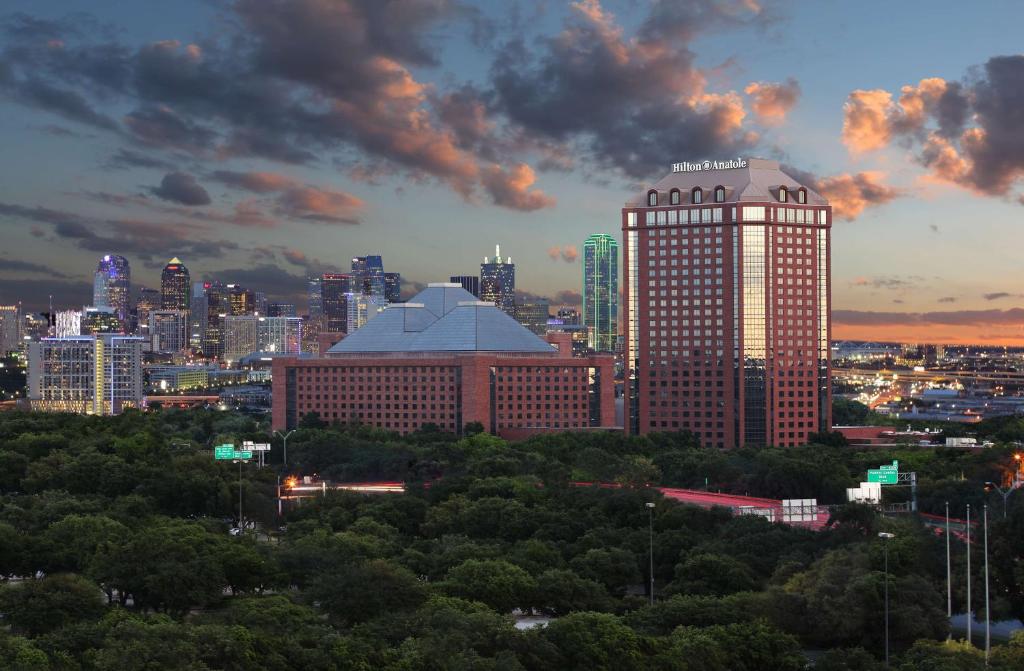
[27, 334, 144, 415]
[93, 254, 131, 321]
[450, 275, 480, 298]
[268, 303, 297, 317]
[189, 283, 207, 351]
[307, 277, 323, 318]
[345, 293, 384, 333]
[149, 310, 189, 353]
[203, 281, 231, 360]
[352, 255, 386, 300]
[228, 284, 255, 315]
[81, 307, 123, 335]
[273, 284, 615, 437]
[135, 287, 160, 336]
[384, 272, 402, 303]
[55, 310, 81, 338]
[480, 245, 516, 316]
[0, 305, 20, 355]
[321, 273, 353, 334]
[224, 315, 303, 362]
[583, 234, 619, 352]
[160, 258, 191, 311]
[515, 301, 551, 336]
[622, 158, 832, 447]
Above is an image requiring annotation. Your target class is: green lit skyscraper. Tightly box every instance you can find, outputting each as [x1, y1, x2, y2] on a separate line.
[582, 234, 618, 352]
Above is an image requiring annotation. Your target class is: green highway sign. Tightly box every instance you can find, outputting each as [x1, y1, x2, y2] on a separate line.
[868, 469, 898, 484]
[867, 460, 900, 484]
[235, 451, 252, 460]
[214, 445, 235, 460]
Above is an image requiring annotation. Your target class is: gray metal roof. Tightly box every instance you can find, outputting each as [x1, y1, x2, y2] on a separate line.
[626, 158, 828, 206]
[327, 284, 556, 354]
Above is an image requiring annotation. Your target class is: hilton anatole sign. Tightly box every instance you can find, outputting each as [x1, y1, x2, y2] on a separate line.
[671, 158, 747, 173]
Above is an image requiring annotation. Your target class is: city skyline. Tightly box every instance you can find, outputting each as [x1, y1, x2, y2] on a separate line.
[1, 2, 1024, 344]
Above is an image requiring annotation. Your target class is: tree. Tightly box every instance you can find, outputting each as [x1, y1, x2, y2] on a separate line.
[35, 514, 130, 574]
[310, 559, 428, 625]
[540, 612, 645, 671]
[667, 553, 758, 597]
[0, 574, 105, 636]
[568, 548, 641, 594]
[444, 559, 537, 614]
[534, 569, 613, 615]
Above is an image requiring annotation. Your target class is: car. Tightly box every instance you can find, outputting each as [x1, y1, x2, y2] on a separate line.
[228, 527, 243, 536]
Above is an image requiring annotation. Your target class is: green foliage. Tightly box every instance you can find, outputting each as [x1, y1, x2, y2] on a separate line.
[1, 408, 1023, 668]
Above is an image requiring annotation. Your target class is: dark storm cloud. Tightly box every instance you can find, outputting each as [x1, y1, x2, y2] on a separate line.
[0, 256, 69, 278]
[206, 264, 310, 303]
[843, 55, 1024, 200]
[104, 148, 176, 171]
[1, 75, 119, 130]
[489, 0, 763, 179]
[150, 171, 211, 206]
[983, 292, 1018, 301]
[0, 278, 92, 311]
[124, 106, 217, 154]
[0, 199, 238, 262]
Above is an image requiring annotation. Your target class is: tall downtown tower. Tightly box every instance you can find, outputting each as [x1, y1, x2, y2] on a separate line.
[92, 255, 131, 320]
[622, 158, 831, 448]
[480, 245, 516, 317]
[160, 257, 191, 310]
[582, 234, 619, 352]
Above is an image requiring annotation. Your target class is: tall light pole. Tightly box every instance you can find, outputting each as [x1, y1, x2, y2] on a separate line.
[274, 429, 296, 468]
[966, 504, 972, 646]
[646, 501, 655, 606]
[946, 501, 952, 633]
[984, 504, 990, 664]
[879, 532, 895, 667]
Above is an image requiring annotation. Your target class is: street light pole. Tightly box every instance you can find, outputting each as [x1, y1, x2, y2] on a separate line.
[237, 459, 244, 530]
[966, 504, 972, 646]
[879, 532, 895, 667]
[984, 504, 990, 664]
[646, 501, 655, 606]
[275, 429, 296, 468]
[946, 501, 952, 632]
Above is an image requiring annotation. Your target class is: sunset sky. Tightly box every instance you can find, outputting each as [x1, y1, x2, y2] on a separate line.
[1, 1, 1023, 344]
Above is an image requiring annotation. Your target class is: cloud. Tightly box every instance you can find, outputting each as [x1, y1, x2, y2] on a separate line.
[842, 57, 1024, 200]
[0, 277, 93, 312]
[553, 289, 582, 306]
[209, 170, 298, 194]
[983, 292, 1018, 301]
[744, 78, 800, 125]
[0, 199, 239, 262]
[0, 256, 70, 278]
[937, 296, 957, 303]
[490, 0, 763, 179]
[785, 165, 901, 220]
[481, 163, 555, 211]
[104, 148, 176, 171]
[150, 171, 211, 206]
[850, 275, 922, 290]
[273, 186, 363, 224]
[547, 245, 579, 263]
[205, 264, 310, 304]
[833, 308, 1024, 327]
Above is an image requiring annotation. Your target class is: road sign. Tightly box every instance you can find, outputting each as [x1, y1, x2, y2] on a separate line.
[234, 450, 252, 460]
[214, 445, 235, 460]
[868, 469, 898, 484]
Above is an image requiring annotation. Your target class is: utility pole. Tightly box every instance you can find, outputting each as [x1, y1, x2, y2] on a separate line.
[238, 459, 244, 530]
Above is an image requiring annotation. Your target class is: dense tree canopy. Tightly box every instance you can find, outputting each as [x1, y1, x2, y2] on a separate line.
[0, 408, 1022, 669]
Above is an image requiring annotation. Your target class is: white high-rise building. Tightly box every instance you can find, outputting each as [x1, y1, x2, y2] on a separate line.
[27, 335, 144, 415]
[55, 310, 82, 338]
[149, 310, 189, 353]
[224, 315, 304, 362]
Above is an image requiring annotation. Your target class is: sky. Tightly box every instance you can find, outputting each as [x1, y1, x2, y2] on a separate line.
[1, 0, 1023, 345]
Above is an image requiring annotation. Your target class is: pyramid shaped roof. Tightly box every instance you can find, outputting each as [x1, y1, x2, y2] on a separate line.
[328, 283, 555, 355]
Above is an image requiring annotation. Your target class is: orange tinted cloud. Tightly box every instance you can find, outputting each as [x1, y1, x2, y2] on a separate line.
[744, 78, 801, 125]
[810, 171, 901, 220]
[481, 163, 555, 212]
[842, 89, 894, 153]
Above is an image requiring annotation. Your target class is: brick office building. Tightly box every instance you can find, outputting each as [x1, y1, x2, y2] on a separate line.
[272, 284, 615, 438]
[623, 158, 831, 448]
